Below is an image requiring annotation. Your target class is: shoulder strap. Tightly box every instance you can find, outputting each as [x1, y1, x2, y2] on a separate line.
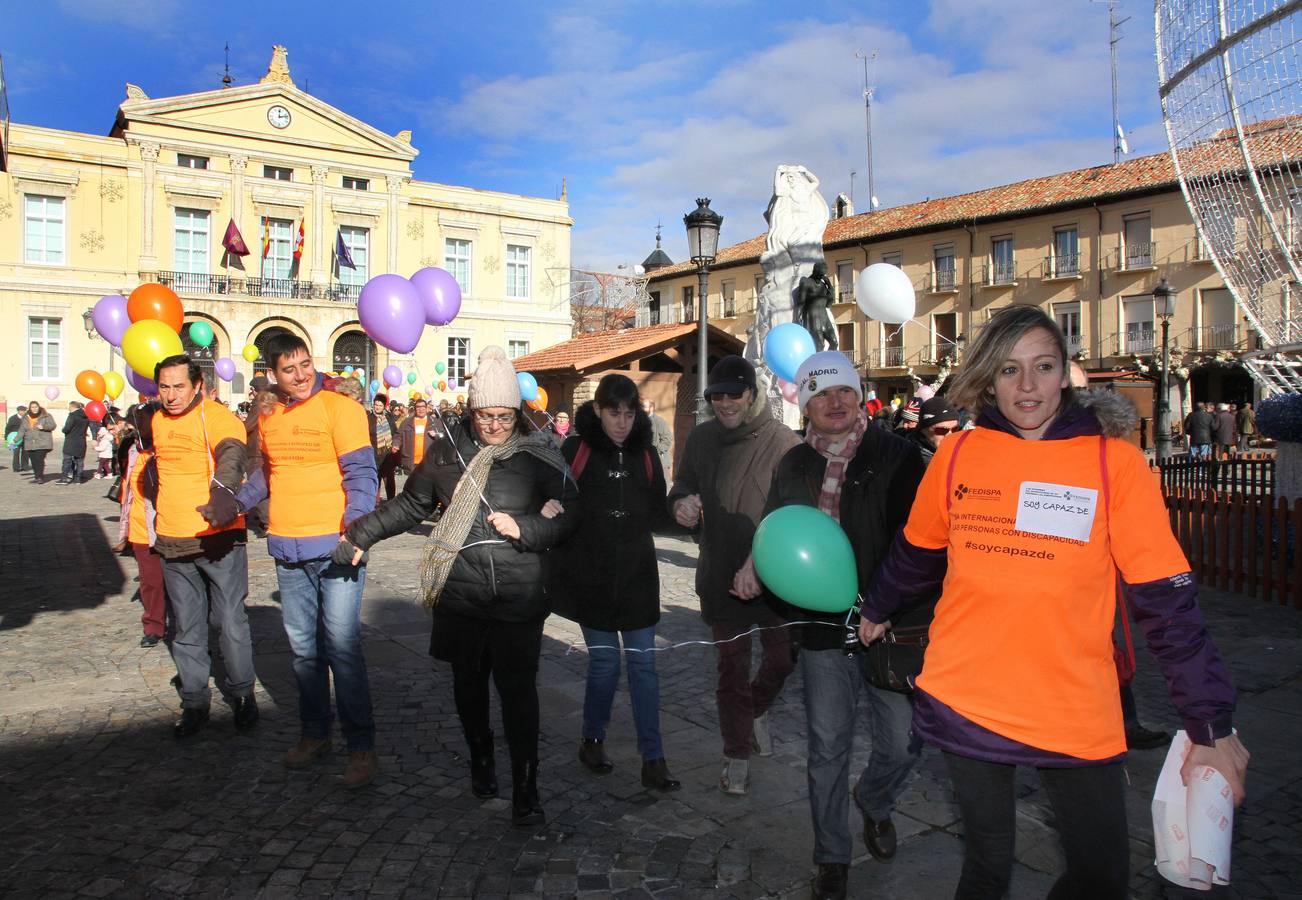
[571, 440, 592, 480]
[944, 429, 974, 511]
[643, 448, 654, 483]
[1099, 435, 1135, 677]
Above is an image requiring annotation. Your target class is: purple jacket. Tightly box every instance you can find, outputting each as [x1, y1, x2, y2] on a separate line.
[864, 393, 1235, 764]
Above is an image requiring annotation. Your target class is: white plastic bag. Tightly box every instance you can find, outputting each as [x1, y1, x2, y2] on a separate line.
[1151, 730, 1234, 890]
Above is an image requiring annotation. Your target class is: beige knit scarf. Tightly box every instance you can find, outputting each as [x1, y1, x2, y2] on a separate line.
[805, 407, 869, 522]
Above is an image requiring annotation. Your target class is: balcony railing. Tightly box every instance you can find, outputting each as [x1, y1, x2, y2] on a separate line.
[247, 277, 315, 299]
[983, 262, 1016, 286]
[1123, 241, 1155, 270]
[326, 283, 361, 304]
[1044, 253, 1080, 278]
[1118, 328, 1156, 355]
[1065, 334, 1084, 357]
[931, 267, 957, 292]
[881, 346, 906, 367]
[1197, 323, 1239, 350]
[157, 270, 230, 294]
[921, 337, 962, 363]
[837, 287, 855, 304]
[635, 304, 690, 328]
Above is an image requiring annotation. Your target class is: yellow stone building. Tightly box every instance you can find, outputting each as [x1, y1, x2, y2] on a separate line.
[0, 46, 572, 421]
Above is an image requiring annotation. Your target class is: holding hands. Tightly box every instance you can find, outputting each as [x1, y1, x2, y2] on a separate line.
[673, 493, 703, 528]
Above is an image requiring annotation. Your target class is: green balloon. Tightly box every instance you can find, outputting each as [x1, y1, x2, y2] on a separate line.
[187, 320, 214, 348]
[406, 372, 418, 385]
[5, 431, 18, 444]
[435, 362, 446, 375]
[752, 505, 858, 613]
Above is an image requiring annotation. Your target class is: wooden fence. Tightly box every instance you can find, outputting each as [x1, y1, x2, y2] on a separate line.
[1165, 490, 1302, 609]
[1156, 453, 1274, 497]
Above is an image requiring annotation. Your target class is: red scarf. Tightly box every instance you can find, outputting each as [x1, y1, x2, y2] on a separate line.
[805, 407, 869, 521]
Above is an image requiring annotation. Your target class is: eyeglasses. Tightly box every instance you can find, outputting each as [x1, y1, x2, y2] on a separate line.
[473, 411, 517, 425]
[928, 425, 957, 435]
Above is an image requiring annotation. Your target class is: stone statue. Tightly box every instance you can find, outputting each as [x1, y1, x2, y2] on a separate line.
[744, 165, 831, 427]
[794, 261, 837, 352]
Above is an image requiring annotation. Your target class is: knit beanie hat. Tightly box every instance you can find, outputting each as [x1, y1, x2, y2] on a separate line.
[795, 350, 863, 413]
[467, 345, 521, 410]
[901, 398, 921, 423]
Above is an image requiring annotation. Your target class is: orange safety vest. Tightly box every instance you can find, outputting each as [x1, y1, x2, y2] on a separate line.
[905, 427, 1189, 760]
[411, 417, 428, 464]
[126, 449, 152, 545]
[151, 399, 246, 538]
[258, 389, 370, 538]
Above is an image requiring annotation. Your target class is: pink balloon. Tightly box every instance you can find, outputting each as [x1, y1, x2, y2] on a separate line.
[410, 267, 463, 326]
[778, 378, 799, 404]
[359, 275, 425, 354]
[43, 385, 60, 401]
[914, 384, 936, 401]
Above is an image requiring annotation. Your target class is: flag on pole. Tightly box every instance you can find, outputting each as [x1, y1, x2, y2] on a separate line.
[261, 217, 270, 259]
[293, 219, 305, 261]
[1116, 123, 1130, 155]
[335, 229, 356, 270]
[221, 218, 250, 256]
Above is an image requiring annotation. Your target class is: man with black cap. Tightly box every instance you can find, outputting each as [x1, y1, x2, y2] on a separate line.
[910, 396, 961, 464]
[668, 354, 800, 796]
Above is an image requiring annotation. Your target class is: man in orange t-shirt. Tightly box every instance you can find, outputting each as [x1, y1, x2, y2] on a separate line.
[152, 355, 257, 739]
[232, 334, 379, 789]
[398, 398, 436, 474]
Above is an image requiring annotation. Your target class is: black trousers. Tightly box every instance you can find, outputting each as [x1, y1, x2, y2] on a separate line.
[27, 449, 50, 481]
[944, 751, 1129, 900]
[12, 446, 28, 471]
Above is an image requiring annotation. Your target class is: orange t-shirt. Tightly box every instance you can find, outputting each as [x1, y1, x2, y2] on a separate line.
[258, 389, 371, 538]
[126, 449, 152, 545]
[905, 429, 1190, 760]
[411, 417, 428, 464]
[152, 399, 247, 538]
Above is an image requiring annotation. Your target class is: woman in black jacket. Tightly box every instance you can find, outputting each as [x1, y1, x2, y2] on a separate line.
[343, 347, 578, 827]
[554, 374, 680, 791]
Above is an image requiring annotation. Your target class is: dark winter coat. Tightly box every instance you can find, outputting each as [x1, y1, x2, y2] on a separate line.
[1212, 409, 1237, 447]
[367, 409, 400, 465]
[1185, 408, 1214, 445]
[551, 401, 673, 632]
[667, 387, 801, 625]
[61, 408, 90, 458]
[347, 414, 579, 623]
[765, 423, 927, 650]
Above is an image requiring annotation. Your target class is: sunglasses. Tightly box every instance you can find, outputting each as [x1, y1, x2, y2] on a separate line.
[709, 388, 746, 400]
[473, 411, 517, 425]
[928, 425, 957, 435]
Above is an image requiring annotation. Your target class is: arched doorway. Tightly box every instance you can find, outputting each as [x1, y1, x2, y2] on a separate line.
[253, 327, 292, 376]
[332, 330, 377, 379]
[182, 322, 217, 385]
[1190, 361, 1255, 406]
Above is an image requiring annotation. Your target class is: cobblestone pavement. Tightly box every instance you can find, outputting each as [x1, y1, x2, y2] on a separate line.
[2, 462, 1301, 899]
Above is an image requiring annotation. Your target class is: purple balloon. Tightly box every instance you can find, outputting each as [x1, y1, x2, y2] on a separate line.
[127, 368, 158, 396]
[383, 365, 403, 388]
[410, 267, 463, 326]
[215, 357, 236, 382]
[359, 274, 425, 354]
[447, 377, 458, 390]
[92, 295, 130, 346]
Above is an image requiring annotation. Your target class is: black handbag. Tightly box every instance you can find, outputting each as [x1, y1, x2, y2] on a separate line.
[861, 624, 929, 693]
[106, 475, 123, 503]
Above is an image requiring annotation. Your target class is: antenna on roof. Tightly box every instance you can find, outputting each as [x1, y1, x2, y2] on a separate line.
[854, 50, 881, 209]
[1097, 0, 1132, 163]
[222, 42, 233, 88]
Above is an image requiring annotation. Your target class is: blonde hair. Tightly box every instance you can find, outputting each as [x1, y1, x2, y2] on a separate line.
[948, 306, 1071, 415]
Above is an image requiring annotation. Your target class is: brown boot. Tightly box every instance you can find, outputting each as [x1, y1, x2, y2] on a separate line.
[341, 751, 378, 789]
[284, 737, 332, 769]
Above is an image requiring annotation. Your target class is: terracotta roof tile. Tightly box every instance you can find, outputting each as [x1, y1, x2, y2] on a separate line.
[511, 322, 741, 375]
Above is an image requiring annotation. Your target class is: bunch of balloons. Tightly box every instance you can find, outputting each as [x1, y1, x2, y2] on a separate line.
[93, 285, 186, 381]
[358, 267, 462, 354]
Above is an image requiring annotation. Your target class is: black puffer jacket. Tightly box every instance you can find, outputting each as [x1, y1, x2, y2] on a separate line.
[551, 401, 672, 632]
[765, 424, 927, 650]
[62, 408, 90, 458]
[346, 414, 579, 623]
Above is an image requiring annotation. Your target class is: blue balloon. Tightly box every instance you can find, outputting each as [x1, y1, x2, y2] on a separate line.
[516, 371, 539, 402]
[343, 365, 354, 375]
[764, 323, 817, 383]
[369, 379, 380, 393]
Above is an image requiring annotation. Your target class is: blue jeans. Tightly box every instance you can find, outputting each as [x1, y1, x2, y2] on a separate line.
[276, 559, 375, 752]
[802, 648, 920, 864]
[580, 625, 664, 760]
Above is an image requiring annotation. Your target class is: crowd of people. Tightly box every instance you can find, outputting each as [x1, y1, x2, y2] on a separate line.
[4, 306, 1253, 899]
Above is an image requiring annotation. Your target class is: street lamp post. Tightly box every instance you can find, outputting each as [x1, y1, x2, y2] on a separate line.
[684, 198, 723, 421]
[1152, 277, 1177, 460]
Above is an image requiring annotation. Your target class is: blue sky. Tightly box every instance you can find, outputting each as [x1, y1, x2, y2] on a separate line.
[4, 0, 1166, 272]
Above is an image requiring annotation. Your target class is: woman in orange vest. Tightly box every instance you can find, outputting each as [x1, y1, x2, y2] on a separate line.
[112, 402, 167, 647]
[859, 306, 1248, 899]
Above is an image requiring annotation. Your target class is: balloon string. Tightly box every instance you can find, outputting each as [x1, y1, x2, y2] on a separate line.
[565, 619, 852, 656]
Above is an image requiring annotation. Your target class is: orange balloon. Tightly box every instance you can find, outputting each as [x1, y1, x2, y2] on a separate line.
[76, 369, 107, 402]
[527, 386, 549, 412]
[127, 283, 184, 333]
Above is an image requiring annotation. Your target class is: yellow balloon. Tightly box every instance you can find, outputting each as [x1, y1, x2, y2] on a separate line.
[121, 319, 184, 380]
[103, 370, 125, 400]
[242, 343, 260, 363]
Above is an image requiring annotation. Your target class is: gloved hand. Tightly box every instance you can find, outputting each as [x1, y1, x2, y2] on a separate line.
[197, 486, 241, 528]
[331, 536, 368, 567]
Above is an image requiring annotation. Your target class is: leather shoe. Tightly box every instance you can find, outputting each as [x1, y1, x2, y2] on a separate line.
[284, 737, 332, 769]
[810, 863, 848, 900]
[578, 738, 614, 774]
[174, 706, 210, 738]
[341, 751, 378, 789]
[139, 634, 161, 648]
[1126, 724, 1171, 750]
[640, 758, 681, 792]
[232, 694, 259, 731]
[863, 815, 897, 861]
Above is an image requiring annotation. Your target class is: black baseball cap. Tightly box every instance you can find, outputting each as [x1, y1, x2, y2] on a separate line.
[919, 397, 959, 427]
[704, 355, 757, 398]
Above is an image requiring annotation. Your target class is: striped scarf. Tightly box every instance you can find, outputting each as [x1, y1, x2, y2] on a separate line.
[805, 407, 869, 522]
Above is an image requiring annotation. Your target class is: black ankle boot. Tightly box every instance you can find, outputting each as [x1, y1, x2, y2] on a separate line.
[511, 760, 545, 827]
[468, 733, 497, 798]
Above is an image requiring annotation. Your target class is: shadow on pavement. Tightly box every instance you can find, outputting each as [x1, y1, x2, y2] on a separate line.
[0, 513, 126, 630]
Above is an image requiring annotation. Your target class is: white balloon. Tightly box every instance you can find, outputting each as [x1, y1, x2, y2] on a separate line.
[855, 263, 916, 323]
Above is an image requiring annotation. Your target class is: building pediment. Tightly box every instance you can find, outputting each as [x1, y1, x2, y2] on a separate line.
[115, 82, 417, 164]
